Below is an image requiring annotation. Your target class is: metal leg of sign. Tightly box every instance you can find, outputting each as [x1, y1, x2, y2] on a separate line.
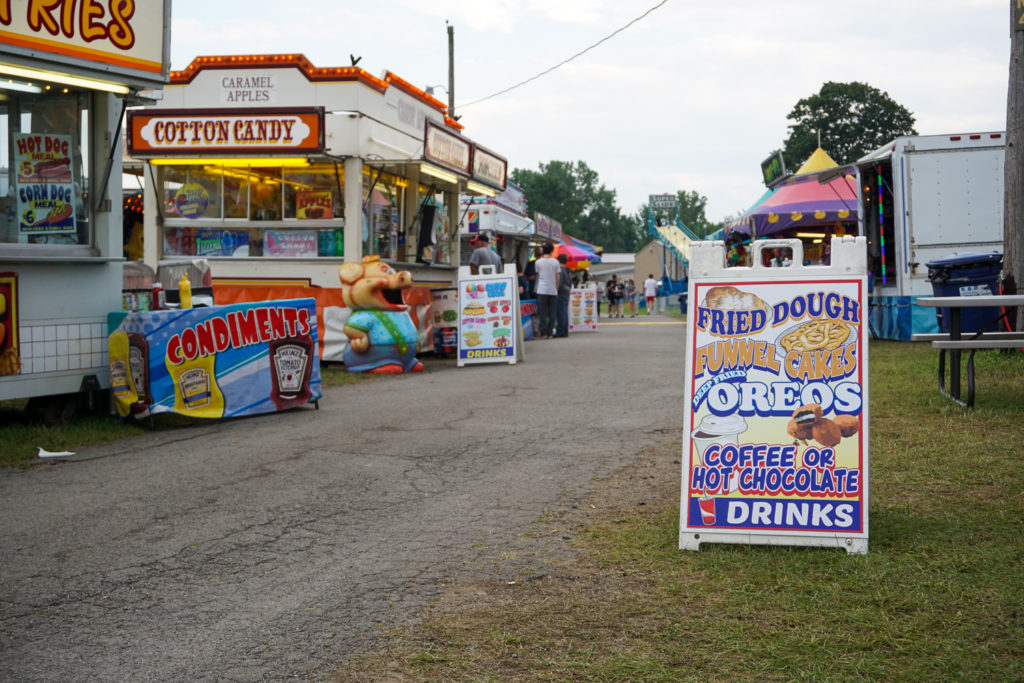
[513, 278, 524, 364]
[681, 532, 868, 556]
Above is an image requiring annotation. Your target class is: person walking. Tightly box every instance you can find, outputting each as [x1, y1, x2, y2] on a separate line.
[522, 246, 541, 298]
[643, 274, 658, 315]
[468, 231, 502, 274]
[554, 253, 572, 337]
[534, 242, 560, 338]
[595, 278, 604, 319]
[625, 278, 637, 317]
[607, 275, 624, 318]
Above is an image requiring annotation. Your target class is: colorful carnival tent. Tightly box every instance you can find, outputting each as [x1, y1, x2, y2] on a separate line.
[553, 243, 599, 270]
[724, 148, 859, 238]
[562, 232, 603, 256]
[555, 233, 602, 270]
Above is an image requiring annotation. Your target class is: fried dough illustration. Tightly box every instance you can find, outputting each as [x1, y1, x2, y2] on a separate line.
[833, 414, 860, 438]
[811, 419, 842, 448]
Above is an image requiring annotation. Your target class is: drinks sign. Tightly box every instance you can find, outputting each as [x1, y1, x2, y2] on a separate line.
[680, 238, 870, 555]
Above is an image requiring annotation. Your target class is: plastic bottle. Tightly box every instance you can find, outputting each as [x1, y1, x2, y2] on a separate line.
[151, 282, 165, 310]
[179, 273, 193, 309]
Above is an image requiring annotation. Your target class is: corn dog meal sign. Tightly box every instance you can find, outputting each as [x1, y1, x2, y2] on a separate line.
[680, 238, 869, 555]
[14, 133, 75, 235]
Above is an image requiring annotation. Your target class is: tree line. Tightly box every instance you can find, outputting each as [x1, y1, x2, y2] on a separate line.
[511, 81, 917, 252]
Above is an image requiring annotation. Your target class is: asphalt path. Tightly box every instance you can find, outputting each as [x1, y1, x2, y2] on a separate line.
[0, 313, 686, 681]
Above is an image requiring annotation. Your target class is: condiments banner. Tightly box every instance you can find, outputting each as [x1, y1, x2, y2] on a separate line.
[109, 299, 321, 419]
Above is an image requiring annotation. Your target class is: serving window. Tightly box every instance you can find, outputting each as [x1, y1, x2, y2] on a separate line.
[159, 161, 348, 259]
[363, 169, 405, 261]
[0, 90, 91, 247]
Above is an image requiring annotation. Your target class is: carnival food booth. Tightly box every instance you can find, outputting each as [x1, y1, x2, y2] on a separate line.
[459, 181, 534, 269]
[0, 1, 172, 405]
[129, 54, 508, 361]
[723, 148, 860, 266]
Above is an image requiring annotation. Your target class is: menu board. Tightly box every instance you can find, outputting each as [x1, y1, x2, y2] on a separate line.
[569, 285, 598, 331]
[13, 133, 76, 235]
[680, 239, 869, 555]
[457, 271, 519, 366]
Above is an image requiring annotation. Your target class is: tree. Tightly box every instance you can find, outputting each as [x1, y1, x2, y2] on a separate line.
[781, 81, 917, 168]
[510, 161, 642, 251]
[1005, 1, 1024, 326]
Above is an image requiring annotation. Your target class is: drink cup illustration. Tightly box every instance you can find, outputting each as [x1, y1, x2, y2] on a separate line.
[698, 495, 716, 525]
[691, 414, 748, 493]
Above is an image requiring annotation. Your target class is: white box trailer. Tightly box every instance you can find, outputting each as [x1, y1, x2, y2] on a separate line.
[856, 132, 1005, 340]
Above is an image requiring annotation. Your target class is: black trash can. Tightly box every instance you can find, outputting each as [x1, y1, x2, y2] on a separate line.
[925, 252, 1003, 333]
[678, 293, 688, 315]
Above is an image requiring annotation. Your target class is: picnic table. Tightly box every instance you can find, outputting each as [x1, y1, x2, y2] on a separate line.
[913, 295, 1024, 407]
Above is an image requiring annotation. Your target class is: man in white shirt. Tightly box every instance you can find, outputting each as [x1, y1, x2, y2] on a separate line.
[534, 243, 560, 338]
[643, 274, 658, 314]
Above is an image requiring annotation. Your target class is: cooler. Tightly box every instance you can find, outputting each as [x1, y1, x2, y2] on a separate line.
[925, 252, 1003, 333]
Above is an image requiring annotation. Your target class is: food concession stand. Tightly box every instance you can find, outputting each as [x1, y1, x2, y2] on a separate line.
[0, 1, 172, 406]
[129, 54, 508, 361]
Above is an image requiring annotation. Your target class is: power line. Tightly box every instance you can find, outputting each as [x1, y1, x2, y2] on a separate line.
[457, 0, 669, 109]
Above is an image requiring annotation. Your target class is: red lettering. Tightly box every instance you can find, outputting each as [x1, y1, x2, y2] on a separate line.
[227, 311, 242, 348]
[166, 335, 183, 365]
[195, 320, 216, 358]
[268, 308, 286, 339]
[236, 309, 260, 346]
[211, 317, 232, 353]
[255, 308, 271, 341]
[297, 308, 311, 336]
[180, 328, 198, 361]
[282, 308, 298, 336]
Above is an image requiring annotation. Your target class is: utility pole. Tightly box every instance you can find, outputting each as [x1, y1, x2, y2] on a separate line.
[1004, 0, 1024, 327]
[447, 22, 455, 119]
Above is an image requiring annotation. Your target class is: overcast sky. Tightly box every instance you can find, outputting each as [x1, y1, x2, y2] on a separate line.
[168, 0, 1011, 222]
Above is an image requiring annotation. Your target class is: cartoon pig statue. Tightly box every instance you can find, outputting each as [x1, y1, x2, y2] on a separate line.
[338, 255, 424, 373]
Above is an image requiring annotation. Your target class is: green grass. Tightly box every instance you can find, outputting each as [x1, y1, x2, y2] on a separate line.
[0, 404, 147, 468]
[333, 341, 1024, 681]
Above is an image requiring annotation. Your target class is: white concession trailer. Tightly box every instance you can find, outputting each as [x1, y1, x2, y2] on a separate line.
[0, 2, 171, 410]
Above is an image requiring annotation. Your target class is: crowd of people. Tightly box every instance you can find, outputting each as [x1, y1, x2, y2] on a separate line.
[474, 235, 672, 338]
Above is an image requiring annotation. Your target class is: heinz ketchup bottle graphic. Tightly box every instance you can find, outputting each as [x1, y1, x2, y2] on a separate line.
[269, 333, 314, 411]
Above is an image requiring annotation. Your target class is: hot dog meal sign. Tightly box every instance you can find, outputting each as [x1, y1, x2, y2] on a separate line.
[14, 133, 76, 236]
[680, 238, 869, 555]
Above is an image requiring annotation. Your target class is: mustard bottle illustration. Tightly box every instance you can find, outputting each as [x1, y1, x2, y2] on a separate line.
[179, 273, 193, 309]
[165, 350, 224, 418]
[108, 330, 138, 417]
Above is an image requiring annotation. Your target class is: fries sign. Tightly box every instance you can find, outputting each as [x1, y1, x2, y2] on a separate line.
[680, 237, 870, 555]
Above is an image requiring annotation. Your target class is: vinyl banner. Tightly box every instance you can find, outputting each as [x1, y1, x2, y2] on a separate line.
[109, 299, 321, 419]
[680, 238, 869, 555]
